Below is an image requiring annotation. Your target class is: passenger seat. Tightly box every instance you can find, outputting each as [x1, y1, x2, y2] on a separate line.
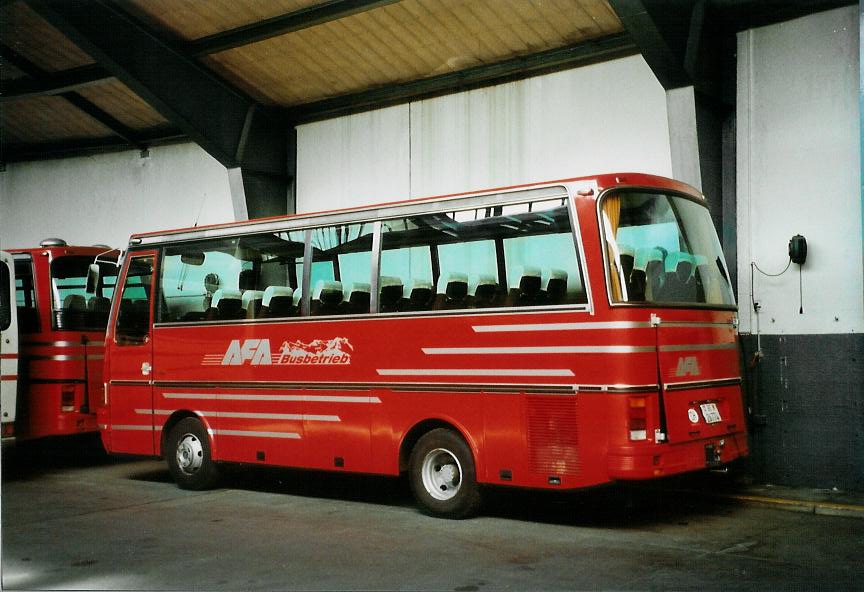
[242, 290, 264, 319]
[210, 289, 243, 320]
[262, 286, 294, 318]
[379, 276, 403, 313]
[312, 280, 343, 316]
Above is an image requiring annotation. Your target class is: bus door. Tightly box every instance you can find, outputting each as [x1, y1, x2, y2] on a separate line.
[654, 316, 744, 452]
[1, 251, 17, 440]
[105, 253, 157, 454]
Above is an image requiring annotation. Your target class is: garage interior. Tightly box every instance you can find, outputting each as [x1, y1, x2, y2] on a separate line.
[1, 0, 862, 493]
[1, 1, 863, 590]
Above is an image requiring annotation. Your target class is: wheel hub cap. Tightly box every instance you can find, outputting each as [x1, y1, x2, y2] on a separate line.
[176, 433, 203, 474]
[421, 448, 462, 501]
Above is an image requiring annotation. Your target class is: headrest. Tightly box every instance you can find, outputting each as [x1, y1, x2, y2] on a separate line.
[348, 282, 371, 296]
[212, 289, 241, 309]
[665, 251, 695, 274]
[547, 268, 568, 282]
[380, 275, 403, 289]
[437, 271, 468, 294]
[242, 290, 264, 308]
[313, 279, 343, 300]
[633, 248, 664, 272]
[64, 294, 86, 311]
[263, 286, 293, 307]
[618, 243, 635, 258]
[472, 274, 497, 295]
[407, 278, 433, 293]
[379, 276, 404, 301]
[509, 265, 541, 290]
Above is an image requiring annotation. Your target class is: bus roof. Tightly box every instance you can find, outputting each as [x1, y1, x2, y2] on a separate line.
[7, 245, 120, 258]
[129, 172, 701, 246]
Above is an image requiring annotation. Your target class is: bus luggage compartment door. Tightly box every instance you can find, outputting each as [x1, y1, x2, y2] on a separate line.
[655, 319, 745, 445]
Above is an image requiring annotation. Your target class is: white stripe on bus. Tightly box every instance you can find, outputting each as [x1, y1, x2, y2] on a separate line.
[472, 321, 652, 332]
[109, 424, 158, 431]
[422, 346, 656, 355]
[376, 369, 575, 377]
[136, 409, 340, 422]
[162, 393, 381, 403]
[208, 429, 301, 439]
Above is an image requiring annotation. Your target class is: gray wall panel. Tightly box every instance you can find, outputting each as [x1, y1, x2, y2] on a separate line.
[740, 333, 864, 491]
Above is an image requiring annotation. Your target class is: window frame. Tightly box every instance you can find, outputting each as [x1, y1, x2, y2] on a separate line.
[596, 186, 737, 311]
[152, 183, 593, 327]
[113, 253, 156, 346]
[12, 255, 39, 333]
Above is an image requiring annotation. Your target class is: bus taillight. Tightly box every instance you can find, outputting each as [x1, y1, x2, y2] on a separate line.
[628, 397, 648, 441]
[61, 385, 75, 412]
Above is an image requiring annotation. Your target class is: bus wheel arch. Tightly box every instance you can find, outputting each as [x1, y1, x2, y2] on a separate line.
[399, 418, 477, 473]
[160, 410, 207, 457]
[401, 420, 482, 519]
[162, 413, 220, 491]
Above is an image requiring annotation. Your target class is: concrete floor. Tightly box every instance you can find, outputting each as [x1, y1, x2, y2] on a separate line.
[2, 438, 862, 591]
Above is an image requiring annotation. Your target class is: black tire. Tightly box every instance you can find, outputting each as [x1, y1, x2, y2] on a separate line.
[408, 428, 481, 519]
[166, 417, 220, 490]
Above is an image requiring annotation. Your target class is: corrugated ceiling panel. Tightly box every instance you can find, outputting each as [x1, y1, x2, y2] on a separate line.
[205, 0, 623, 106]
[75, 80, 170, 130]
[2, 96, 115, 144]
[124, 0, 327, 41]
[0, 1, 94, 72]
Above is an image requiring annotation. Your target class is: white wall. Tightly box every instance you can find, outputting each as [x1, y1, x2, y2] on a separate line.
[0, 142, 234, 250]
[298, 55, 673, 210]
[737, 6, 862, 334]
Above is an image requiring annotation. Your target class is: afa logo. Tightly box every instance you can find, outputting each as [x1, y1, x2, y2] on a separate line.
[675, 356, 701, 377]
[221, 339, 272, 365]
[203, 337, 353, 366]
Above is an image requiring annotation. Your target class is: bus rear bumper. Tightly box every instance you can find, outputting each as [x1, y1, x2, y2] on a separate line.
[608, 432, 749, 480]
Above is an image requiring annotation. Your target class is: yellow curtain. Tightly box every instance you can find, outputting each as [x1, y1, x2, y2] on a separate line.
[602, 195, 623, 300]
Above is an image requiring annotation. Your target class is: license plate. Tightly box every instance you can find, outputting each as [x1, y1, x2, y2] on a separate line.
[700, 403, 721, 424]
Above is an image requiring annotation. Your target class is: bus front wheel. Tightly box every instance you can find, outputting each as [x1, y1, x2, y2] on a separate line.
[166, 417, 220, 490]
[409, 428, 481, 519]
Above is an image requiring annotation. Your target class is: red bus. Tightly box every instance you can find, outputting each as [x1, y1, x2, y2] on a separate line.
[97, 173, 747, 518]
[2, 240, 118, 443]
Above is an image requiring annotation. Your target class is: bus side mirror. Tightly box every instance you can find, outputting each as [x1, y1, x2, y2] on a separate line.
[86, 264, 100, 294]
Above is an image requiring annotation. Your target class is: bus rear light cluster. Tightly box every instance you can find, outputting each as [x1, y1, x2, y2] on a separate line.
[628, 396, 648, 441]
[61, 385, 76, 412]
[2, 423, 14, 437]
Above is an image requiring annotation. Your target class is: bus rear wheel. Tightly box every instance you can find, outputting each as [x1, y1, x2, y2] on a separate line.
[166, 417, 220, 490]
[409, 428, 481, 519]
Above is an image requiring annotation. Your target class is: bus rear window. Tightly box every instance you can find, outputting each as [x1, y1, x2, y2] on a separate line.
[51, 256, 118, 331]
[601, 191, 735, 307]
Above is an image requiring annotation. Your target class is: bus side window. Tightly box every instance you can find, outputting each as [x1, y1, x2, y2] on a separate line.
[309, 223, 374, 316]
[160, 231, 304, 323]
[116, 257, 154, 345]
[380, 218, 433, 313]
[378, 198, 586, 313]
[501, 201, 587, 306]
[0, 261, 10, 331]
[14, 258, 39, 333]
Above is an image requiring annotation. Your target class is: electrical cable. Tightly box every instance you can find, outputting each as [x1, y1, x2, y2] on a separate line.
[752, 257, 792, 277]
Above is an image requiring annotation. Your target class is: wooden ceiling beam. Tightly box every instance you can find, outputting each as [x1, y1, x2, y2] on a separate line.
[0, 42, 147, 146]
[187, 0, 400, 57]
[1, 63, 111, 101]
[2, 127, 186, 163]
[25, 0, 289, 172]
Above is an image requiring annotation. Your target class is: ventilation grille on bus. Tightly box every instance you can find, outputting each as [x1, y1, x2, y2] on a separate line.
[526, 395, 580, 476]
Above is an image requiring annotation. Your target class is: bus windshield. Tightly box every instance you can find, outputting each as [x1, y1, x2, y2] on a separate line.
[51, 256, 118, 331]
[601, 191, 735, 307]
